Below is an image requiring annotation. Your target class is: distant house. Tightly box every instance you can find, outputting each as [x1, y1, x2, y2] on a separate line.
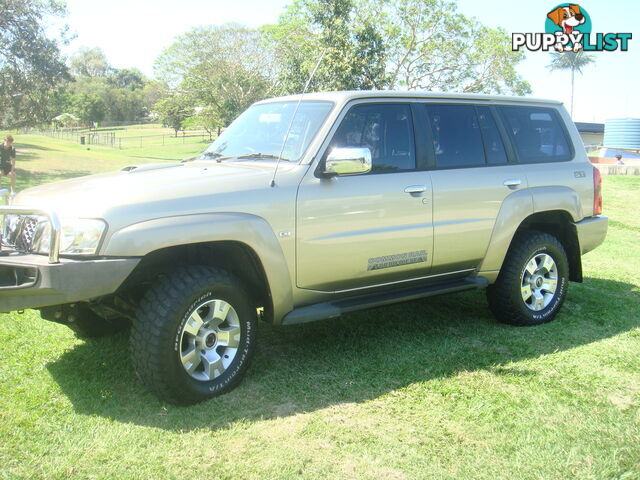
[52, 113, 80, 129]
[574, 122, 604, 149]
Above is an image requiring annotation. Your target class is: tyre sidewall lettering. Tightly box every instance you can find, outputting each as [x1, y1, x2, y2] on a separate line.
[209, 322, 253, 393]
[171, 287, 255, 396]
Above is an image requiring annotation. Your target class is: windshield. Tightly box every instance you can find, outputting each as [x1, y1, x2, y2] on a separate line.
[201, 101, 333, 162]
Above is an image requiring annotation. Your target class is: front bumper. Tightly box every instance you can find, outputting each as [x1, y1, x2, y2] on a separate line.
[0, 204, 139, 312]
[0, 252, 140, 312]
[574, 215, 608, 255]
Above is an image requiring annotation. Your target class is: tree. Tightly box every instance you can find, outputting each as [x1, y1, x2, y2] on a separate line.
[156, 24, 277, 126]
[109, 68, 145, 90]
[154, 24, 276, 88]
[547, 51, 595, 118]
[102, 87, 146, 123]
[153, 96, 193, 136]
[69, 47, 112, 78]
[71, 93, 106, 126]
[182, 60, 272, 127]
[183, 106, 223, 140]
[0, 0, 70, 127]
[263, 0, 388, 93]
[266, 0, 530, 95]
[64, 59, 158, 123]
[141, 80, 170, 116]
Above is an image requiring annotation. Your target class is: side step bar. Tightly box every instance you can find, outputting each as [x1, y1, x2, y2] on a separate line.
[281, 277, 488, 325]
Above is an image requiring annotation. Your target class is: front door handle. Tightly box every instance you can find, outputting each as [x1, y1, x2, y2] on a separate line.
[503, 179, 522, 188]
[404, 185, 427, 195]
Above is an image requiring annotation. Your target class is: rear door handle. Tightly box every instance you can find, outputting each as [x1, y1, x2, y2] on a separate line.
[404, 185, 427, 195]
[503, 179, 522, 187]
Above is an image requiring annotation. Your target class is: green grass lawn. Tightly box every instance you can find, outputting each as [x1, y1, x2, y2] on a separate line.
[0, 134, 638, 479]
[0, 129, 208, 193]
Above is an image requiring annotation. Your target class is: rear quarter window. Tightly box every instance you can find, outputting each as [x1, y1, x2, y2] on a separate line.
[498, 106, 572, 163]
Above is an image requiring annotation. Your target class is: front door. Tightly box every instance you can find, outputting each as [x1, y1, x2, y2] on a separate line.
[296, 103, 433, 292]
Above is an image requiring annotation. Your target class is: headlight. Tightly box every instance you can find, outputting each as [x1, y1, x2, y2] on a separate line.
[32, 218, 107, 255]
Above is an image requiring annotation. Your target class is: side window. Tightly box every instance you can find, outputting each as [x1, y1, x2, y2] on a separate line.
[477, 106, 508, 165]
[425, 104, 485, 168]
[498, 106, 572, 163]
[330, 104, 415, 172]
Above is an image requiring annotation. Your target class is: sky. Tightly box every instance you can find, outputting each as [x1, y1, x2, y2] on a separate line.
[57, 0, 639, 123]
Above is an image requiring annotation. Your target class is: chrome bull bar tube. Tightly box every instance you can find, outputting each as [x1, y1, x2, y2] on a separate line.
[0, 206, 62, 264]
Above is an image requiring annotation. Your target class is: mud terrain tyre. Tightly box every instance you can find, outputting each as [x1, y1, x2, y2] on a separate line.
[487, 231, 569, 326]
[130, 266, 257, 405]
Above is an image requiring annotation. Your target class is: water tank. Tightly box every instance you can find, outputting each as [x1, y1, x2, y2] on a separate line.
[603, 118, 640, 149]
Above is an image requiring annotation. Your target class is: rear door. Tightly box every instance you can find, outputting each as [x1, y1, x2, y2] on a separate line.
[296, 102, 433, 292]
[496, 105, 591, 217]
[419, 103, 530, 275]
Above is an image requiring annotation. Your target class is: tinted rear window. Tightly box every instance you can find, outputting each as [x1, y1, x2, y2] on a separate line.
[425, 104, 485, 168]
[498, 106, 572, 163]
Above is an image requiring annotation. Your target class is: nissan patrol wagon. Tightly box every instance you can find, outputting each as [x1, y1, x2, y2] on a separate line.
[0, 91, 608, 404]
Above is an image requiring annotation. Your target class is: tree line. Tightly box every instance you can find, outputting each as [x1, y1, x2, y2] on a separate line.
[0, 0, 532, 132]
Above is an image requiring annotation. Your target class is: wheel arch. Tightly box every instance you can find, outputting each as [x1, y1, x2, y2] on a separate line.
[103, 213, 295, 323]
[513, 210, 582, 283]
[117, 240, 276, 322]
[480, 208, 582, 283]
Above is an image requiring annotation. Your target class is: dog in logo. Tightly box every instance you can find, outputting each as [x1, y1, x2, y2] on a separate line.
[547, 4, 585, 52]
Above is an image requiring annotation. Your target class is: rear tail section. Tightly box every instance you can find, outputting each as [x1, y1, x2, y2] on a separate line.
[593, 166, 603, 215]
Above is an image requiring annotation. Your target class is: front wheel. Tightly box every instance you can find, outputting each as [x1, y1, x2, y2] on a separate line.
[487, 231, 569, 326]
[130, 266, 257, 405]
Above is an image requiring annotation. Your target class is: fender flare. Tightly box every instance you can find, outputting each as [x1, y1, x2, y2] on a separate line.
[102, 213, 294, 322]
[479, 186, 582, 276]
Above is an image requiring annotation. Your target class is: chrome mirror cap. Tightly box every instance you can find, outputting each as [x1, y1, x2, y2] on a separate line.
[324, 147, 372, 176]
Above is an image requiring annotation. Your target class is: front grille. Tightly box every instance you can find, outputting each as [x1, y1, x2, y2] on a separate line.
[14, 216, 40, 252]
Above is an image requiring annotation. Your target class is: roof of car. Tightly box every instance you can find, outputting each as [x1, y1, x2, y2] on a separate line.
[256, 90, 563, 105]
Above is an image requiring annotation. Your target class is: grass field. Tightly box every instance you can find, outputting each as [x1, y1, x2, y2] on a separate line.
[0, 134, 638, 480]
[1, 127, 208, 192]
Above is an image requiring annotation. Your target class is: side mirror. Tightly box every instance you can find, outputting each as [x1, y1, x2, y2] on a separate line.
[323, 147, 372, 177]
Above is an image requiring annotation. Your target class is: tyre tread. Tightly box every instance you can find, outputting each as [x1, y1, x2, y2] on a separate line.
[130, 266, 250, 404]
[487, 230, 568, 326]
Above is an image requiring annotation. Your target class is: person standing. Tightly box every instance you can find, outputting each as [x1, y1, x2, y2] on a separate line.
[0, 135, 17, 195]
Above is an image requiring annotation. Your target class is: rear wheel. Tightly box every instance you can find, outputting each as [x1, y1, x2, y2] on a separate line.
[487, 231, 569, 326]
[130, 266, 257, 405]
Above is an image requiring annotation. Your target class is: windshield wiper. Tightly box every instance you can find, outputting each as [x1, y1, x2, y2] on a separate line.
[235, 153, 288, 161]
[186, 152, 289, 163]
[183, 152, 236, 163]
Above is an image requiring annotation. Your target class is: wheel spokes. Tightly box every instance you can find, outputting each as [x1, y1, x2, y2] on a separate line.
[525, 258, 538, 276]
[542, 277, 558, 294]
[541, 255, 555, 274]
[183, 310, 204, 336]
[201, 350, 225, 379]
[213, 300, 231, 322]
[178, 298, 241, 381]
[181, 346, 201, 374]
[217, 325, 241, 348]
[520, 252, 560, 312]
[532, 290, 545, 311]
